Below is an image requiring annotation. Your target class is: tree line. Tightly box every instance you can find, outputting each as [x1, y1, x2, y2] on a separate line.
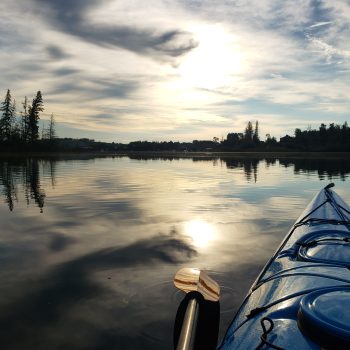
[292, 123, 350, 151]
[1, 89, 349, 152]
[0, 89, 56, 150]
[120, 121, 350, 152]
[221, 121, 350, 151]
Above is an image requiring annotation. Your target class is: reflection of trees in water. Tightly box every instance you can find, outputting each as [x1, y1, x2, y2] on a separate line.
[128, 155, 180, 162]
[0, 159, 56, 212]
[129, 155, 261, 182]
[265, 158, 277, 167]
[0, 162, 18, 211]
[279, 158, 350, 181]
[221, 157, 350, 182]
[127, 155, 350, 182]
[24, 159, 46, 212]
[222, 158, 259, 183]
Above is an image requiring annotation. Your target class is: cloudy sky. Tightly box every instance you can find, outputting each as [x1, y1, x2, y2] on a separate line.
[1, 0, 350, 142]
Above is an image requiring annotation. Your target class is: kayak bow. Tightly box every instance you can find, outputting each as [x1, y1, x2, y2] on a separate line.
[219, 183, 350, 350]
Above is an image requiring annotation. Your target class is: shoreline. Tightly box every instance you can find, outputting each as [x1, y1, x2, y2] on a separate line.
[0, 151, 350, 159]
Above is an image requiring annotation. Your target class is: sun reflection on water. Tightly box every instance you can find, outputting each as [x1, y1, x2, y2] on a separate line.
[184, 219, 216, 248]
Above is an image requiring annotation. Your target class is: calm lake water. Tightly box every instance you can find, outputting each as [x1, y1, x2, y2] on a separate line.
[0, 155, 349, 349]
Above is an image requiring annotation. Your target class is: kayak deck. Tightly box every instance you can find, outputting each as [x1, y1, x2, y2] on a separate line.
[219, 184, 350, 349]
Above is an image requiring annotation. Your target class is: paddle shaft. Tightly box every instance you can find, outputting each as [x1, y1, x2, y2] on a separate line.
[176, 297, 199, 350]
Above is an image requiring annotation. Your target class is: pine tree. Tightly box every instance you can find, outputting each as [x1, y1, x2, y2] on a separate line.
[0, 89, 16, 141]
[11, 99, 22, 141]
[28, 91, 44, 142]
[244, 121, 254, 142]
[253, 120, 260, 143]
[21, 96, 30, 142]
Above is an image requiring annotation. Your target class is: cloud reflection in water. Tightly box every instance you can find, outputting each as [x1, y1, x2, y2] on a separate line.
[0, 228, 196, 349]
[0, 156, 350, 349]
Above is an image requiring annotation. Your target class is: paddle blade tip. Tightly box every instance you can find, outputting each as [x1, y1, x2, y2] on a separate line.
[174, 268, 220, 302]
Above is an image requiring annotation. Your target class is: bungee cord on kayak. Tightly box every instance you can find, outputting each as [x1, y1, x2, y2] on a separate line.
[254, 317, 285, 350]
[294, 218, 350, 227]
[252, 263, 347, 290]
[245, 285, 350, 319]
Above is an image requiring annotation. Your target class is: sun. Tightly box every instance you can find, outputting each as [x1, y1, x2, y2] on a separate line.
[178, 24, 243, 89]
[184, 219, 216, 248]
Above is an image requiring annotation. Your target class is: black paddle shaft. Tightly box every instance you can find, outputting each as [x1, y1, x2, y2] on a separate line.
[174, 292, 220, 350]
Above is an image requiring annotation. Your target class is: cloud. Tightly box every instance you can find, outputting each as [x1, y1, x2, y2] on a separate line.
[52, 68, 80, 76]
[91, 113, 115, 120]
[48, 78, 139, 101]
[31, 0, 197, 59]
[308, 21, 332, 28]
[46, 45, 70, 60]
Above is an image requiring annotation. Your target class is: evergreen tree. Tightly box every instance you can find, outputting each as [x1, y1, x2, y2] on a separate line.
[0, 89, 16, 141]
[11, 100, 22, 142]
[253, 120, 260, 143]
[244, 121, 254, 142]
[294, 128, 302, 138]
[20, 96, 30, 142]
[319, 123, 327, 145]
[341, 122, 349, 142]
[28, 91, 44, 142]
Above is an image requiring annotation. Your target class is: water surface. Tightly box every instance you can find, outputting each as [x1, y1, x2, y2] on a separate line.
[0, 155, 349, 349]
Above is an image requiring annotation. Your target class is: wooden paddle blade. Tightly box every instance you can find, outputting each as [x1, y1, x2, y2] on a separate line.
[174, 268, 200, 293]
[174, 268, 220, 302]
[198, 270, 220, 302]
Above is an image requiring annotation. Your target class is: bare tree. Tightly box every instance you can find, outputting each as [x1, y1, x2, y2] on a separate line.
[48, 113, 56, 140]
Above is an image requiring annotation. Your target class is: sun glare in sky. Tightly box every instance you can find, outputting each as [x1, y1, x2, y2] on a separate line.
[179, 25, 243, 89]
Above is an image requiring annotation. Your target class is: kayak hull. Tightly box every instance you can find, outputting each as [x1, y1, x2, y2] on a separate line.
[219, 185, 350, 349]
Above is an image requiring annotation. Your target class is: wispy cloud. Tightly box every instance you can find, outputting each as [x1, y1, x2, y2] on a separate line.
[46, 45, 70, 60]
[308, 21, 333, 28]
[30, 0, 198, 59]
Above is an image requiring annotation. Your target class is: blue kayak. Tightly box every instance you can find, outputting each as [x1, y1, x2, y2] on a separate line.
[218, 184, 350, 349]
